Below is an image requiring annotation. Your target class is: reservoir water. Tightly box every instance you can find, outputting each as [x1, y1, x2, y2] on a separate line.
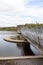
[0, 31, 40, 57]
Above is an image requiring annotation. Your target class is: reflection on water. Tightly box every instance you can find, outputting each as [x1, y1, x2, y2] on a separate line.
[22, 43, 35, 56]
[0, 31, 40, 57]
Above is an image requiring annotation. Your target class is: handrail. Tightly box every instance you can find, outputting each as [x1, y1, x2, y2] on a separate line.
[0, 56, 43, 60]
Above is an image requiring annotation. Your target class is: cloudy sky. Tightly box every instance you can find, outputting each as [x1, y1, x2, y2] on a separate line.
[0, 0, 43, 27]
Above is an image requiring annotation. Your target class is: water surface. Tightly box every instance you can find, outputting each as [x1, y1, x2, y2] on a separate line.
[0, 31, 40, 57]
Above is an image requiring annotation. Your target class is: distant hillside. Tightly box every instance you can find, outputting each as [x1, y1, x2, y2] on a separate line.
[0, 24, 43, 31]
[0, 27, 17, 31]
[25, 24, 43, 28]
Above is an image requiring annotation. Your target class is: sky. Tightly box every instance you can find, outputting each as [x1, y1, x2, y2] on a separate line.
[0, 0, 43, 27]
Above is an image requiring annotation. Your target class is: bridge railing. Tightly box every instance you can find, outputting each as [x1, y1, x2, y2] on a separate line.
[0, 56, 43, 65]
[20, 28, 43, 50]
